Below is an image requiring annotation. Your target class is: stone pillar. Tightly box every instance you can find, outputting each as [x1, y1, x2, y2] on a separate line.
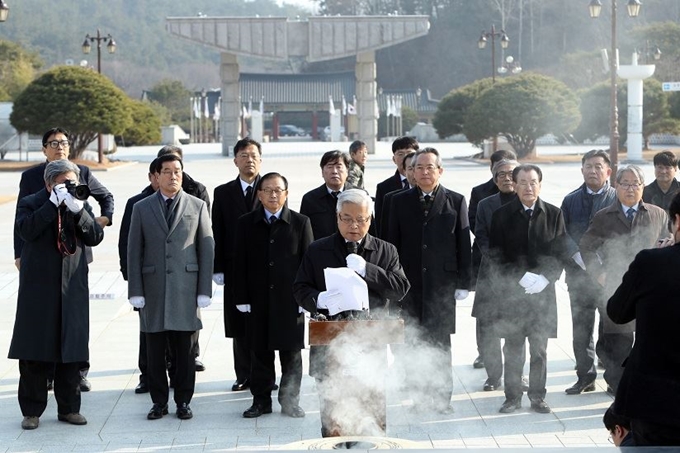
[355, 51, 377, 154]
[618, 53, 655, 163]
[220, 52, 240, 157]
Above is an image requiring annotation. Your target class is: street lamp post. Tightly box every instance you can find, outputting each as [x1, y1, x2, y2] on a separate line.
[498, 56, 522, 75]
[82, 29, 116, 164]
[478, 25, 509, 153]
[0, 0, 9, 22]
[589, 0, 641, 184]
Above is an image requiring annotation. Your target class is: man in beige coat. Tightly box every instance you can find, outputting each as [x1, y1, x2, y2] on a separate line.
[580, 165, 670, 395]
[127, 153, 214, 421]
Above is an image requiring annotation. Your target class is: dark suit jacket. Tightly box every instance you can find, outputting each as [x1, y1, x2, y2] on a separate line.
[15, 161, 114, 259]
[580, 200, 669, 333]
[608, 244, 680, 429]
[469, 179, 498, 288]
[378, 186, 407, 239]
[118, 185, 155, 281]
[374, 170, 404, 235]
[212, 175, 261, 337]
[481, 197, 567, 338]
[299, 182, 354, 240]
[386, 185, 471, 335]
[293, 232, 410, 377]
[233, 206, 313, 351]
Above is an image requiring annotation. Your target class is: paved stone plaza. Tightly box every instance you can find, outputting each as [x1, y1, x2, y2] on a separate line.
[0, 141, 657, 451]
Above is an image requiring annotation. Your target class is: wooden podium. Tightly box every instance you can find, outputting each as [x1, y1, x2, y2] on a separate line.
[309, 318, 404, 437]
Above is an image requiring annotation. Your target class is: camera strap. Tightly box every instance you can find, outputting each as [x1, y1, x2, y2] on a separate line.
[56, 207, 77, 256]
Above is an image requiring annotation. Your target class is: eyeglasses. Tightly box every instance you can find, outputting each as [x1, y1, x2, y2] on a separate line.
[496, 171, 513, 180]
[46, 140, 70, 149]
[160, 169, 182, 177]
[338, 215, 370, 226]
[619, 182, 642, 190]
[261, 188, 286, 196]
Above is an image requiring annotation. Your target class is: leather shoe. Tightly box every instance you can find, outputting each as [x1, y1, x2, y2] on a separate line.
[483, 379, 501, 391]
[21, 416, 39, 430]
[565, 378, 596, 395]
[79, 376, 91, 392]
[195, 360, 205, 372]
[472, 355, 484, 369]
[46, 379, 53, 391]
[147, 403, 169, 420]
[176, 403, 193, 420]
[281, 405, 305, 418]
[232, 379, 249, 392]
[243, 403, 272, 418]
[530, 398, 551, 414]
[135, 381, 148, 394]
[58, 413, 87, 425]
[499, 397, 522, 413]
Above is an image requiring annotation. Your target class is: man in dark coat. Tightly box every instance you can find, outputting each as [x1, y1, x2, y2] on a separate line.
[374, 136, 418, 236]
[10, 159, 104, 430]
[606, 192, 680, 447]
[378, 151, 416, 239]
[300, 150, 355, 240]
[386, 147, 471, 415]
[233, 173, 313, 419]
[127, 154, 214, 421]
[642, 150, 680, 212]
[560, 150, 617, 396]
[485, 164, 568, 414]
[468, 150, 516, 369]
[471, 158, 519, 392]
[580, 165, 670, 395]
[212, 138, 262, 392]
[294, 189, 410, 437]
[13, 127, 114, 392]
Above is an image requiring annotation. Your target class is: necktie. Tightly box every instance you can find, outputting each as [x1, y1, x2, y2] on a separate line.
[346, 241, 358, 255]
[244, 186, 253, 208]
[269, 215, 277, 224]
[165, 198, 173, 211]
[331, 191, 339, 199]
[403, 179, 409, 189]
[526, 209, 533, 219]
[424, 194, 431, 204]
[626, 207, 635, 221]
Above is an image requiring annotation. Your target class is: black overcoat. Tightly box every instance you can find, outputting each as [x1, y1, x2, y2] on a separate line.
[233, 206, 313, 350]
[9, 190, 104, 362]
[374, 170, 403, 235]
[293, 232, 410, 377]
[212, 175, 261, 337]
[482, 197, 567, 339]
[385, 186, 471, 335]
[299, 182, 354, 240]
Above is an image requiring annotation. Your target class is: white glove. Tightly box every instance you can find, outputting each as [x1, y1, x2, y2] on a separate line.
[525, 274, 550, 295]
[454, 289, 469, 300]
[212, 273, 225, 285]
[236, 304, 251, 313]
[63, 193, 84, 213]
[346, 253, 367, 277]
[197, 295, 211, 308]
[519, 271, 539, 289]
[129, 296, 145, 309]
[298, 306, 308, 314]
[49, 188, 60, 207]
[572, 252, 586, 271]
[317, 290, 343, 315]
[53, 183, 69, 204]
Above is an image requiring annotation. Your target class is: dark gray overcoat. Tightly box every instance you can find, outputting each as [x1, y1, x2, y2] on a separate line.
[127, 190, 214, 333]
[9, 190, 103, 363]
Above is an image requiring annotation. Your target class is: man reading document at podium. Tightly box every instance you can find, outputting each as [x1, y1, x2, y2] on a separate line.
[294, 189, 410, 437]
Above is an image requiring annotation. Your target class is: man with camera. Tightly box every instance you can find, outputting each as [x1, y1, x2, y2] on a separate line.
[10, 159, 104, 430]
[13, 127, 114, 392]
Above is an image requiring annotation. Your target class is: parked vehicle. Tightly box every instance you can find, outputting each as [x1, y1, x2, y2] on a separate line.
[278, 124, 305, 136]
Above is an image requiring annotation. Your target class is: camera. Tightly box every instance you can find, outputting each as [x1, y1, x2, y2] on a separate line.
[65, 180, 91, 201]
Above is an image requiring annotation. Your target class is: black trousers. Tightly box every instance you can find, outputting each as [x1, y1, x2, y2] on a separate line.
[250, 349, 301, 408]
[146, 331, 195, 406]
[632, 419, 680, 446]
[569, 290, 598, 381]
[597, 330, 634, 392]
[479, 319, 526, 382]
[233, 337, 251, 382]
[19, 360, 81, 417]
[504, 331, 548, 401]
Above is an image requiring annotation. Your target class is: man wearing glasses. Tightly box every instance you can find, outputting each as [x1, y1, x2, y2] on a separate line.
[386, 148, 471, 415]
[580, 165, 670, 395]
[232, 173, 313, 419]
[14, 127, 114, 393]
[294, 189, 409, 436]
